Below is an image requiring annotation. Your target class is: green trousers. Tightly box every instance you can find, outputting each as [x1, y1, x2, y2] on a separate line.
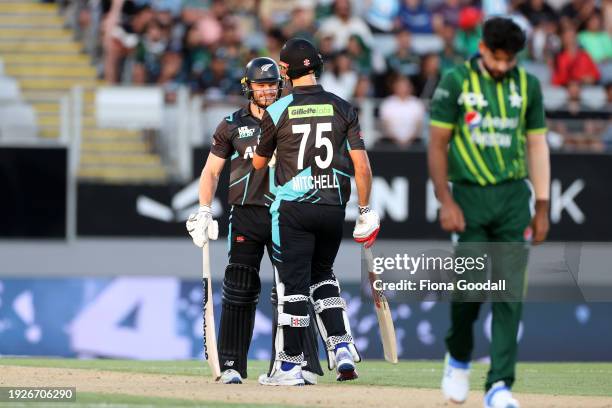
[445, 179, 532, 391]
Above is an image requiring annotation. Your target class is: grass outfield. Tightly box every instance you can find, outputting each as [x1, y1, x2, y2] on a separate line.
[0, 358, 611, 407]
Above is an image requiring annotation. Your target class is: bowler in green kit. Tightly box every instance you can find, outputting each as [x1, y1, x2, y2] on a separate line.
[428, 17, 551, 408]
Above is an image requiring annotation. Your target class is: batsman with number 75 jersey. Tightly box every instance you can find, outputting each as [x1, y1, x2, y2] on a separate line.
[428, 17, 550, 408]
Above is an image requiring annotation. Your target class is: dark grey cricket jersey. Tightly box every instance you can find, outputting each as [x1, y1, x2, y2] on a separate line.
[210, 107, 275, 207]
[255, 85, 365, 207]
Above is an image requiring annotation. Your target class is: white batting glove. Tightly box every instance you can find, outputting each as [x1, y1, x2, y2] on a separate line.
[186, 205, 219, 247]
[353, 206, 380, 249]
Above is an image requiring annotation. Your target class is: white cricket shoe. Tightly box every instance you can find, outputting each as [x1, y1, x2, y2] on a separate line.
[258, 364, 305, 386]
[441, 353, 470, 403]
[220, 369, 242, 384]
[335, 346, 358, 381]
[302, 370, 318, 385]
[484, 381, 520, 408]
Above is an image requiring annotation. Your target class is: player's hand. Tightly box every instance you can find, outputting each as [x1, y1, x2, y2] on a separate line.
[353, 206, 380, 248]
[439, 198, 465, 232]
[186, 205, 219, 247]
[530, 200, 549, 245]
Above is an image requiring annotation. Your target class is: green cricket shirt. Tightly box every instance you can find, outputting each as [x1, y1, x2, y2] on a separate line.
[430, 56, 547, 186]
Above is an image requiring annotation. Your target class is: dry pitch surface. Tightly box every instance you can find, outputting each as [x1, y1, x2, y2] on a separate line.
[1, 359, 611, 407]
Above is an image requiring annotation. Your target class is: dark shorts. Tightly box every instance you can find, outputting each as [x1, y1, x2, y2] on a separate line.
[227, 205, 272, 268]
[271, 201, 345, 295]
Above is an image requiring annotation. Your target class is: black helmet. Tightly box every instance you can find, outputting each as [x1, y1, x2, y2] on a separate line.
[279, 38, 323, 79]
[241, 57, 283, 103]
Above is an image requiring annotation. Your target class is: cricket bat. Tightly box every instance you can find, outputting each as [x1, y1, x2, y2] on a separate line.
[202, 238, 221, 380]
[365, 246, 399, 364]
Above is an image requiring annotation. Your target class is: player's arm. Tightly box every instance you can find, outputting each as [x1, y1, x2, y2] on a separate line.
[187, 121, 232, 247]
[428, 72, 465, 232]
[525, 76, 550, 244]
[199, 153, 226, 206]
[347, 106, 379, 248]
[349, 150, 372, 207]
[254, 110, 277, 169]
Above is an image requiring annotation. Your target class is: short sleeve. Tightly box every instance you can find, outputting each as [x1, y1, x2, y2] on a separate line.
[210, 120, 233, 159]
[255, 110, 277, 158]
[525, 75, 547, 135]
[429, 70, 462, 130]
[347, 106, 365, 150]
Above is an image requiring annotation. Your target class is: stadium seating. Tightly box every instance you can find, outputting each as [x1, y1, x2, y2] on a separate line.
[0, 0, 167, 183]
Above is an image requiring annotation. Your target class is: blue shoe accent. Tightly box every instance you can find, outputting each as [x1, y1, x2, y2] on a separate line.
[485, 384, 510, 407]
[334, 342, 349, 352]
[281, 361, 297, 372]
[448, 355, 470, 370]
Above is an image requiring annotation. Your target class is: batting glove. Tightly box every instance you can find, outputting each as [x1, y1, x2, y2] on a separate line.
[186, 205, 219, 247]
[353, 206, 380, 248]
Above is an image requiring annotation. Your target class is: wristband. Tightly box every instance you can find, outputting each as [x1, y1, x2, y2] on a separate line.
[198, 204, 212, 214]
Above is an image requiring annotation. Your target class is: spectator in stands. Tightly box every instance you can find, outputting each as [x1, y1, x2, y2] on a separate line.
[132, 18, 180, 85]
[347, 34, 374, 74]
[258, 0, 296, 32]
[319, 0, 374, 51]
[102, 1, 154, 83]
[439, 25, 463, 74]
[516, 0, 558, 27]
[552, 26, 601, 86]
[560, 0, 599, 31]
[282, 1, 317, 43]
[528, 17, 561, 63]
[378, 75, 425, 148]
[578, 13, 612, 64]
[353, 74, 373, 100]
[602, 81, 612, 151]
[180, 23, 211, 92]
[363, 0, 399, 33]
[432, 0, 462, 35]
[319, 51, 358, 101]
[385, 29, 420, 77]
[454, 7, 482, 58]
[397, 0, 434, 34]
[197, 48, 241, 96]
[262, 28, 286, 64]
[411, 53, 441, 100]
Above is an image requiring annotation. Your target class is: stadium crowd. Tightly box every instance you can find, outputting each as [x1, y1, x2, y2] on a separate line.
[55, 0, 611, 151]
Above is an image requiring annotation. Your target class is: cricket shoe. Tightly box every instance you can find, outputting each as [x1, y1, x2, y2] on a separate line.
[484, 381, 520, 408]
[441, 353, 470, 403]
[258, 364, 305, 386]
[220, 369, 242, 384]
[335, 346, 358, 381]
[302, 370, 318, 385]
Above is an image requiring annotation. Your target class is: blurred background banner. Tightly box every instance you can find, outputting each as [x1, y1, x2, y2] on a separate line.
[57, 150, 612, 240]
[0, 277, 611, 361]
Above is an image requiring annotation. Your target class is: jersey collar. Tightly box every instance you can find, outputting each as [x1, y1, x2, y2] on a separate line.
[292, 84, 324, 94]
[239, 105, 261, 122]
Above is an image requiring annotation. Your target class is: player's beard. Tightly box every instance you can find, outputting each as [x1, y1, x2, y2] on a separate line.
[253, 90, 277, 109]
[481, 59, 509, 81]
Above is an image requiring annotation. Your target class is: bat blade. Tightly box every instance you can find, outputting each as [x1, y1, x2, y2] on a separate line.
[365, 246, 399, 364]
[202, 241, 221, 380]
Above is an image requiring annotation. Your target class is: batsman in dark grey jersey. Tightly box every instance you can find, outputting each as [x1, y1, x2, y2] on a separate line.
[254, 38, 381, 386]
[187, 57, 322, 385]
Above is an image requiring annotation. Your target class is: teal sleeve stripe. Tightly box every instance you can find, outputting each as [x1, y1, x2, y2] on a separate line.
[230, 151, 239, 160]
[267, 94, 294, 126]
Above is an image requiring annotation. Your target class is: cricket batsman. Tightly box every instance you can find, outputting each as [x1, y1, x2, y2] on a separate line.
[428, 17, 550, 408]
[186, 57, 323, 385]
[253, 38, 380, 386]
